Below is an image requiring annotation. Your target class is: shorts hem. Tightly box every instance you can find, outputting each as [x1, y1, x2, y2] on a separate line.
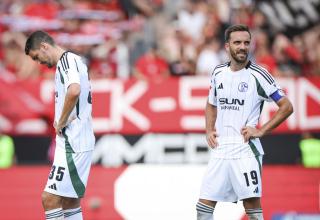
[199, 195, 236, 203]
[44, 188, 79, 198]
[238, 194, 261, 201]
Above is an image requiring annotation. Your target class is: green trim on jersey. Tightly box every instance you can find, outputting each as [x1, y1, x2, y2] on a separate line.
[259, 102, 264, 114]
[62, 129, 86, 198]
[58, 67, 65, 84]
[62, 128, 74, 153]
[249, 140, 262, 174]
[255, 155, 262, 175]
[252, 74, 268, 98]
[248, 140, 260, 156]
[76, 100, 80, 119]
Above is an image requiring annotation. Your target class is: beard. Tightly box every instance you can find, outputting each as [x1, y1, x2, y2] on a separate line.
[230, 49, 248, 63]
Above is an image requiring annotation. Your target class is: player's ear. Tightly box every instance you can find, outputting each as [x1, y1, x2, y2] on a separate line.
[225, 42, 229, 53]
[40, 42, 49, 51]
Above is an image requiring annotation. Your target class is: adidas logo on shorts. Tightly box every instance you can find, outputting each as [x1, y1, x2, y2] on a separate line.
[48, 183, 57, 190]
[253, 187, 259, 194]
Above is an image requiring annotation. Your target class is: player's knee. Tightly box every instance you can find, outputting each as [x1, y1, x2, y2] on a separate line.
[62, 197, 80, 209]
[243, 197, 261, 209]
[198, 199, 216, 207]
[41, 191, 62, 210]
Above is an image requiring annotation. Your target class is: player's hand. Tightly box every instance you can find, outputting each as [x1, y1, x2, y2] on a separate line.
[241, 126, 263, 142]
[54, 121, 63, 137]
[206, 130, 218, 149]
[53, 116, 76, 137]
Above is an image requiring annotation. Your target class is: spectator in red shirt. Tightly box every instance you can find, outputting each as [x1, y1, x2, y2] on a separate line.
[253, 30, 278, 75]
[272, 33, 303, 76]
[133, 45, 169, 82]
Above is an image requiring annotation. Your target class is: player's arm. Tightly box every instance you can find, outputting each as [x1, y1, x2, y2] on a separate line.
[206, 68, 219, 148]
[242, 96, 293, 141]
[206, 100, 218, 148]
[55, 83, 80, 135]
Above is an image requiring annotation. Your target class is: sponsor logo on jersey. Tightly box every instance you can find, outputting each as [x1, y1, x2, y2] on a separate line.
[218, 83, 223, 89]
[219, 98, 244, 111]
[219, 98, 244, 105]
[238, 82, 248, 92]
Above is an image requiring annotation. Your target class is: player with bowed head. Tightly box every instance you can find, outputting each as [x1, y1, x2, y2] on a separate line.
[25, 31, 95, 220]
[196, 24, 293, 220]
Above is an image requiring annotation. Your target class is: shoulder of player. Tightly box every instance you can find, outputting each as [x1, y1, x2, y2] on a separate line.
[58, 51, 83, 71]
[58, 51, 70, 71]
[248, 61, 275, 85]
[62, 51, 81, 62]
[211, 61, 230, 77]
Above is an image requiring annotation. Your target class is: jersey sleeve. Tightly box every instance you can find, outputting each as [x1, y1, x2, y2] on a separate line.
[253, 68, 284, 102]
[208, 72, 217, 106]
[62, 53, 81, 90]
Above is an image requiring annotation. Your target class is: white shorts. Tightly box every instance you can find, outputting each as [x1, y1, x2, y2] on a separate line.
[199, 156, 263, 202]
[44, 146, 93, 198]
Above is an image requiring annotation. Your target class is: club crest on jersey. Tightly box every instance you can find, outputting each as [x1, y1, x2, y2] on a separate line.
[238, 82, 248, 92]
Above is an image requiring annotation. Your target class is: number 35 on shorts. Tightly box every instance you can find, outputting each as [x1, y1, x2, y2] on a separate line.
[48, 165, 66, 181]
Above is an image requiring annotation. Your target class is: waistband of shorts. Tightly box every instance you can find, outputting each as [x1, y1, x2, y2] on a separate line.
[217, 136, 245, 145]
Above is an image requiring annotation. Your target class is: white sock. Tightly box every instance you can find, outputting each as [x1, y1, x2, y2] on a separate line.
[196, 201, 214, 220]
[45, 208, 64, 220]
[63, 207, 82, 220]
[246, 208, 264, 220]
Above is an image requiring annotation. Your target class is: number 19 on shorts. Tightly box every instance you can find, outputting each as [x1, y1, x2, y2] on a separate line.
[243, 170, 258, 187]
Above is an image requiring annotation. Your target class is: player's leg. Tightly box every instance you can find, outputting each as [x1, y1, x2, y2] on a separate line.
[197, 158, 236, 220]
[230, 156, 264, 220]
[42, 192, 64, 220]
[42, 145, 67, 220]
[62, 197, 82, 220]
[196, 199, 216, 220]
[42, 146, 86, 220]
[243, 197, 263, 220]
[61, 150, 93, 219]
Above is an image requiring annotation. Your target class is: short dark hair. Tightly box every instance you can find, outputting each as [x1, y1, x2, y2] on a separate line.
[25, 31, 55, 55]
[224, 24, 251, 42]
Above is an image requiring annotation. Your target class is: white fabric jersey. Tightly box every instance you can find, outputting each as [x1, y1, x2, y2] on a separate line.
[55, 51, 95, 152]
[208, 61, 284, 158]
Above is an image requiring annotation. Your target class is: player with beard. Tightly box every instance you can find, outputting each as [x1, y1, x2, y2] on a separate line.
[196, 24, 293, 220]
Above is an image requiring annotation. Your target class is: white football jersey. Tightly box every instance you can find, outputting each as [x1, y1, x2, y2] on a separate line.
[55, 51, 95, 152]
[208, 61, 284, 158]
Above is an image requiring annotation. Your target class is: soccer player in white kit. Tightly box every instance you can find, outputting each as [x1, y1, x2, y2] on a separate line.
[25, 31, 95, 220]
[196, 25, 293, 220]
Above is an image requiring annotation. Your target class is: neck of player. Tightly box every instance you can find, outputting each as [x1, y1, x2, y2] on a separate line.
[230, 60, 249, 72]
[53, 46, 66, 66]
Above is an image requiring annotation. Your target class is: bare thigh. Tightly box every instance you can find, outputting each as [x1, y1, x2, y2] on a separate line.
[62, 197, 81, 209]
[42, 191, 63, 210]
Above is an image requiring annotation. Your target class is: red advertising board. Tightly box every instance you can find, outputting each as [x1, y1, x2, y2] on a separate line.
[0, 166, 125, 220]
[0, 165, 319, 220]
[0, 77, 320, 135]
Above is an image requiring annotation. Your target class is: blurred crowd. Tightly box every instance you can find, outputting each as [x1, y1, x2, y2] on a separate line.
[0, 0, 320, 82]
